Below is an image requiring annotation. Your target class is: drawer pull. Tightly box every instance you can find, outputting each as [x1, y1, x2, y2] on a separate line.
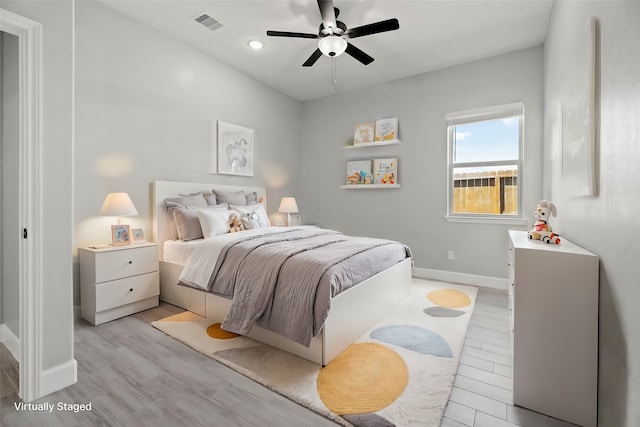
[129, 288, 133, 292]
[128, 261, 133, 264]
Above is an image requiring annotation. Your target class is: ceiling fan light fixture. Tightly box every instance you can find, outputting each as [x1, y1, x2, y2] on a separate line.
[247, 40, 264, 50]
[318, 35, 347, 57]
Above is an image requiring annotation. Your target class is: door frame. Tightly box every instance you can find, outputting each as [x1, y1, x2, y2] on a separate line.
[0, 8, 43, 403]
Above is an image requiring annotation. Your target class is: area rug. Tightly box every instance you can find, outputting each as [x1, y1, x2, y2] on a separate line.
[152, 279, 477, 426]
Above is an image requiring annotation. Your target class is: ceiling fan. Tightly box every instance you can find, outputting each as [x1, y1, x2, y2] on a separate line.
[266, 0, 399, 67]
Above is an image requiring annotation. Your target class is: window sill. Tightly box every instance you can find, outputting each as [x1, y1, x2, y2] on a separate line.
[444, 215, 528, 226]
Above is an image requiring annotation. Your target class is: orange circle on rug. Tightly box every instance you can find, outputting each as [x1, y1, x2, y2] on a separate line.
[206, 323, 239, 339]
[427, 289, 471, 308]
[317, 343, 408, 415]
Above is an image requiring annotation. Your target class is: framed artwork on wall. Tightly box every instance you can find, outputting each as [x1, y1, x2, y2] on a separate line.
[217, 121, 254, 177]
[561, 16, 598, 197]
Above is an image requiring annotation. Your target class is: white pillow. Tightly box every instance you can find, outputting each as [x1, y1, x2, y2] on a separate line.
[197, 210, 236, 238]
[230, 203, 271, 228]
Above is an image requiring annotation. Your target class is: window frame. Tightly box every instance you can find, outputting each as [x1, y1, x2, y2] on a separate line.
[445, 102, 526, 225]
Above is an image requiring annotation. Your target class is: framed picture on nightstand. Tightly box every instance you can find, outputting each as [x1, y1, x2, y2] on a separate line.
[289, 214, 302, 226]
[111, 225, 131, 246]
[132, 228, 146, 243]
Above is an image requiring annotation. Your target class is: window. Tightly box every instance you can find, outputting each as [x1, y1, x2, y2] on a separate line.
[446, 102, 523, 221]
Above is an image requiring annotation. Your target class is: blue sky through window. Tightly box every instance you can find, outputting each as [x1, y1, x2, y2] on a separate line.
[453, 116, 519, 163]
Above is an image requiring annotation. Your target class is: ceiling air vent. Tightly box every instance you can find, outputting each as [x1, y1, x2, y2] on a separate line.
[193, 13, 223, 31]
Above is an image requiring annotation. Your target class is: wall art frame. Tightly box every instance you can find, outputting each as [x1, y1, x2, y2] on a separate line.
[217, 120, 254, 177]
[561, 16, 599, 197]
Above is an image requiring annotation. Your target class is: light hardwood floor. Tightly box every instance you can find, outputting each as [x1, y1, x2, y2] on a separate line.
[1, 286, 578, 427]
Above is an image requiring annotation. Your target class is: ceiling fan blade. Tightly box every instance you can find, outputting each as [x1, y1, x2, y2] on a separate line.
[345, 42, 374, 65]
[317, 0, 337, 32]
[302, 48, 323, 67]
[346, 18, 400, 39]
[266, 30, 318, 39]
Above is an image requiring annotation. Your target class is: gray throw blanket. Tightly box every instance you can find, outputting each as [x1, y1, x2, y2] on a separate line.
[208, 228, 405, 346]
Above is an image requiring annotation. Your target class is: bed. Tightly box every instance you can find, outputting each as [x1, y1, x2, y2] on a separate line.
[152, 180, 412, 365]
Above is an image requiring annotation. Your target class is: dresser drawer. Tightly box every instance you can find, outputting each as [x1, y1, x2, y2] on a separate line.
[95, 246, 158, 283]
[95, 271, 159, 312]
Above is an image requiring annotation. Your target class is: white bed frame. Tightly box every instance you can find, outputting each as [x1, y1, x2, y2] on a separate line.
[152, 180, 412, 365]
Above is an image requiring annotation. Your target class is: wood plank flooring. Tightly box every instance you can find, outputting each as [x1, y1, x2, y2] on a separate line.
[1, 285, 578, 427]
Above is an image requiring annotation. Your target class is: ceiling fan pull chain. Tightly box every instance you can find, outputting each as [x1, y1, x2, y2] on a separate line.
[331, 57, 338, 92]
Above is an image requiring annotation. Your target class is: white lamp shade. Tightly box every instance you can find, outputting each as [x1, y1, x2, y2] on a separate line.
[318, 35, 347, 57]
[278, 197, 299, 213]
[100, 192, 139, 217]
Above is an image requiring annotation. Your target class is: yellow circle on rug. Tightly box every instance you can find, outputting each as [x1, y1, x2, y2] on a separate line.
[317, 343, 408, 415]
[206, 323, 239, 339]
[427, 289, 471, 308]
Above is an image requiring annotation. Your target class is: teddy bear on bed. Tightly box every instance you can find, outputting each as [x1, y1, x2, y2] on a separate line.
[228, 214, 245, 233]
[528, 200, 561, 244]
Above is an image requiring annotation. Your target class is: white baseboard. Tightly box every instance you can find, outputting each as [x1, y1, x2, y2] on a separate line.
[41, 358, 77, 397]
[0, 324, 21, 362]
[413, 267, 507, 290]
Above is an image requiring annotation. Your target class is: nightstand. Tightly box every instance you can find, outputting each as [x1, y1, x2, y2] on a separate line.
[79, 242, 159, 325]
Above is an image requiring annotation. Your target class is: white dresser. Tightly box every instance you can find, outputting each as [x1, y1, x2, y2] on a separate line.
[80, 242, 159, 325]
[508, 230, 598, 427]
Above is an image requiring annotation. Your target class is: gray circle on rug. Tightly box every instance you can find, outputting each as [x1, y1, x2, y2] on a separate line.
[424, 307, 465, 317]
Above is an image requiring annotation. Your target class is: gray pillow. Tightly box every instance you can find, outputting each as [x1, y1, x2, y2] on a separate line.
[164, 193, 208, 209]
[245, 191, 258, 205]
[213, 190, 247, 206]
[172, 205, 229, 241]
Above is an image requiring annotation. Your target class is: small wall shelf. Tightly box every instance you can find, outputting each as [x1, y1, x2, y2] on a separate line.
[340, 184, 401, 189]
[343, 139, 401, 149]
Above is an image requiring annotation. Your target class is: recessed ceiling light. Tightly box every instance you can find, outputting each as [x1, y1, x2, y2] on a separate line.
[247, 40, 264, 50]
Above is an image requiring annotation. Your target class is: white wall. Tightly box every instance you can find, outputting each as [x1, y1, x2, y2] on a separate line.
[1, 31, 20, 338]
[1, 0, 75, 389]
[73, 1, 302, 304]
[299, 47, 544, 280]
[544, 2, 640, 425]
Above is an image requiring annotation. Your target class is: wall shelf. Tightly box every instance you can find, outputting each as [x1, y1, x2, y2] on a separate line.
[343, 139, 401, 149]
[340, 184, 401, 189]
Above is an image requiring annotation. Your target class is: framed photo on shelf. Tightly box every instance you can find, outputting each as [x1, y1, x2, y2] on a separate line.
[217, 120, 254, 177]
[346, 160, 373, 185]
[132, 228, 146, 243]
[289, 214, 302, 227]
[111, 224, 131, 246]
[374, 158, 398, 184]
[375, 118, 398, 141]
[353, 122, 375, 145]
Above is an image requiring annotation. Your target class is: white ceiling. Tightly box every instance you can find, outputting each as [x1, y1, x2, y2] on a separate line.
[97, 0, 553, 101]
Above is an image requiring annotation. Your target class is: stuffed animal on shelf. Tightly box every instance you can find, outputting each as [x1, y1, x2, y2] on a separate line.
[528, 200, 561, 244]
[228, 214, 245, 233]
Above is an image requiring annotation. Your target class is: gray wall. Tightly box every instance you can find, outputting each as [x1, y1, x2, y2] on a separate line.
[299, 46, 544, 279]
[544, 2, 640, 425]
[1, 31, 20, 337]
[2, 0, 75, 376]
[73, 1, 302, 305]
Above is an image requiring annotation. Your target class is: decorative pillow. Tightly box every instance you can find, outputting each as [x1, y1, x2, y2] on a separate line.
[172, 205, 229, 241]
[197, 209, 237, 238]
[245, 191, 258, 205]
[230, 203, 271, 228]
[213, 190, 247, 206]
[164, 193, 208, 209]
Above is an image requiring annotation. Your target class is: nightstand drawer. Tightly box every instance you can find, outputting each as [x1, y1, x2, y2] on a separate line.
[95, 246, 158, 283]
[95, 271, 159, 312]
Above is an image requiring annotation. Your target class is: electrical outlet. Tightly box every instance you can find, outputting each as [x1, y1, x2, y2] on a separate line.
[448, 250, 455, 261]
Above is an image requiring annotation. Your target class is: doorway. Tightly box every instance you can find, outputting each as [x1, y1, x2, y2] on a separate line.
[1, 29, 21, 403]
[0, 8, 43, 403]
